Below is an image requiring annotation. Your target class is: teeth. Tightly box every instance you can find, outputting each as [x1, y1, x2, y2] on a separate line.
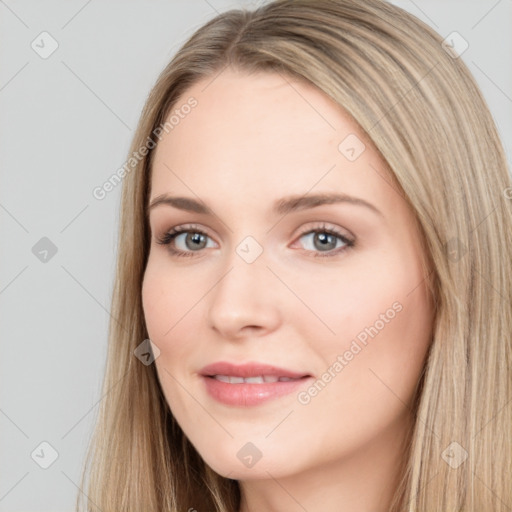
[212, 375, 299, 384]
[244, 376, 265, 384]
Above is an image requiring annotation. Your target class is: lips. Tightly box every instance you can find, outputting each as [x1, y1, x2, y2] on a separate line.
[199, 361, 312, 406]
[199, 361, 310, 380]
[212, 375, 297, 383]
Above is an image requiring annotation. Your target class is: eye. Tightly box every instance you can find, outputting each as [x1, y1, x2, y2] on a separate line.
[156, 224, 216, 258]
[294, 224, 355, 257]
[156, 222, 355, 259]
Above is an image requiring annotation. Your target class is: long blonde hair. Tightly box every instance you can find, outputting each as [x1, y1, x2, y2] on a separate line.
[77, 0, 512, 510]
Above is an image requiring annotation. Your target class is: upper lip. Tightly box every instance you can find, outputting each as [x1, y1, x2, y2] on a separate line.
[200, 361, 310, 379]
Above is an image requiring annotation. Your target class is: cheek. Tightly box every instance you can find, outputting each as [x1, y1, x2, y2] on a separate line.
[287, 252, 432, 453]
[142, 262, 197, 412]
[142, 260, 185, 348]
[300, 247, 432, 391]
[142, 263, 166, 340]
[142, 257, 212, 369]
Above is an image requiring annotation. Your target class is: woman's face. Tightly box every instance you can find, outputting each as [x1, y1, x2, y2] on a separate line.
[142, 68, 434, 480]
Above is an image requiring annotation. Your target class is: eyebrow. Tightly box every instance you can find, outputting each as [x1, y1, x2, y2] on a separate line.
[147, 192, 383, 218]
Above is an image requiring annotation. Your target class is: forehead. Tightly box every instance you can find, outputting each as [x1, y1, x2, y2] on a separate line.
[150, 69, 395, 212]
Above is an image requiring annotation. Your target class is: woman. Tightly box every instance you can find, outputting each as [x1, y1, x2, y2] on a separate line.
[77, 0, 512, 510]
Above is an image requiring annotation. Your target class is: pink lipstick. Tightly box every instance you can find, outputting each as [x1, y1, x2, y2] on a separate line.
[199, 361, 312, 406]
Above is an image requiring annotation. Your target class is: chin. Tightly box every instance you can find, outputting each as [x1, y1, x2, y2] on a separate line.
[197, 443, 301, 481]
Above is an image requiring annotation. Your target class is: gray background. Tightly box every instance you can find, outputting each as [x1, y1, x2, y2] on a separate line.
[1, 1, 511, 510]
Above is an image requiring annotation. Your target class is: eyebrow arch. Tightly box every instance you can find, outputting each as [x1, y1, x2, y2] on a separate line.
[274, 193, 383, 218]
[147, 193, 383, 218]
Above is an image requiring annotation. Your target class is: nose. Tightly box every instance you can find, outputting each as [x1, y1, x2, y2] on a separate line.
[207, 251, 282, 340]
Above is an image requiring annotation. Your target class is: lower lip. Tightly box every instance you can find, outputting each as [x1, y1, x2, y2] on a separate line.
[202, 376, 311, 406]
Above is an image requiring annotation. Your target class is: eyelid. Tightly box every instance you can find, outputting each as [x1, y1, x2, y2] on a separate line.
[156, 221, 355, 258]
[156, 223, 218, 246]
[291, 221, 354, 243]
[289, 222, 355, 257]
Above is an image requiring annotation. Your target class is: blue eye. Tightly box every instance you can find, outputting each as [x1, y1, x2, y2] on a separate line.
[298, 229, 354, 256]
[156, 226, 215, 257]
[156, 223, 355, 258]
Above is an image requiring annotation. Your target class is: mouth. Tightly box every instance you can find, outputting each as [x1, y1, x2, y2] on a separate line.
[206, 375, 306, 384]
[200, 361, 311, 380]
[199, 361, 313, 406]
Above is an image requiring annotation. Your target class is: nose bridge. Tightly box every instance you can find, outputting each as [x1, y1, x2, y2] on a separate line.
[214, 235, 268, 307]
[218, 233, 269, 293]
[207, 234, 280, 337]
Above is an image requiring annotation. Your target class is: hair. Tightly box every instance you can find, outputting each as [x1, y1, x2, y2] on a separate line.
[77, 0, 512, 510]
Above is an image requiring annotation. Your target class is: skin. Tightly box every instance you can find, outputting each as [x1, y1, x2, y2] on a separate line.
[142, 68, 435, 512]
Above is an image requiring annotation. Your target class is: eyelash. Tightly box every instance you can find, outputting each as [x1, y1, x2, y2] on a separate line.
[155, 223, 355, 259]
